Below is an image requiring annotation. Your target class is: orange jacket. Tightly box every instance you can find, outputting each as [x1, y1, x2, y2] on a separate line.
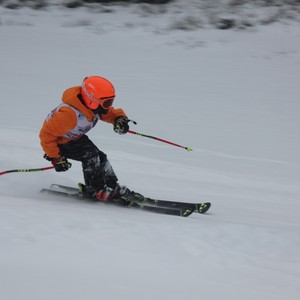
[39, 86, 127, 158]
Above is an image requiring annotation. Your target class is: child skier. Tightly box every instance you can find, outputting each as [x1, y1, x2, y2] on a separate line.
[39, 75, 130, 201]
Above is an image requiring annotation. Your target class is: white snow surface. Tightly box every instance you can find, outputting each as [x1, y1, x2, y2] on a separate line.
[0, 3, 300, 300]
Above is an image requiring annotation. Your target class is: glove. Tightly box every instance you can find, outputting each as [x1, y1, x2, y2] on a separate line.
[114, 116, 129, 135]
[51, 157, 72, 172]
[44, 154, 72, 172]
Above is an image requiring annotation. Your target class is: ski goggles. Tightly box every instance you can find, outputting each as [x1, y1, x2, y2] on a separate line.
[85, 96, 115, 110]
[82, 83, 115, 109]
[98, 96, 115, 109]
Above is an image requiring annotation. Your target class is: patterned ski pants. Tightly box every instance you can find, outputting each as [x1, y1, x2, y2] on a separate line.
[58, 135, 118, 192]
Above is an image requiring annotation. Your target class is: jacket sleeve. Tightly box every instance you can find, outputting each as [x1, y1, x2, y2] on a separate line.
[39, 107, 77, 158]
[100, 107, 127, 124]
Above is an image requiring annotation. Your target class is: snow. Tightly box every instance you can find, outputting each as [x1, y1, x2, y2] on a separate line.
[0, 3, 300, 300]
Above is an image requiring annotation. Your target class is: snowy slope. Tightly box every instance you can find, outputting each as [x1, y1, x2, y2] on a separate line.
[0, 3, 300, 300]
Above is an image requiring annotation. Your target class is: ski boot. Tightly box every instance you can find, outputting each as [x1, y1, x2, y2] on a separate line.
[78, 183, 131, 204]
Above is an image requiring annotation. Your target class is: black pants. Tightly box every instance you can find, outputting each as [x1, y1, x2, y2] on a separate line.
[59, 135, 118, 192]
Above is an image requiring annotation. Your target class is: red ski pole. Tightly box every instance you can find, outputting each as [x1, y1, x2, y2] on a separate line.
[128, 130, 192, 152]
[0, 166, 55, 176]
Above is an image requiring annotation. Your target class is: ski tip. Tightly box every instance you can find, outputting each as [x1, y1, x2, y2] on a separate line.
[181, 208, 194, 217]
[197, 202, 211, 214]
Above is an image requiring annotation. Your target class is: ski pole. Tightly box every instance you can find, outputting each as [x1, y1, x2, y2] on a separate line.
[128, 130, 192, 152]
[0, 166, 55, 176]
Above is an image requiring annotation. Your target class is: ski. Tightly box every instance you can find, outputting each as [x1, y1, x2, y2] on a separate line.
[128, 192, 211, 214]
[40, 187, 194, 218]
[48, 184, 211, 214]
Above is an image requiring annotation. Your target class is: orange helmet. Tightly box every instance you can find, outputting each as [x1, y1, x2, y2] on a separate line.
[81, 76, 115, 109]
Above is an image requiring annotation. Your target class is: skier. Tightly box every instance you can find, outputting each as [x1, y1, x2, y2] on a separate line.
[39, 75, 130, 201]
